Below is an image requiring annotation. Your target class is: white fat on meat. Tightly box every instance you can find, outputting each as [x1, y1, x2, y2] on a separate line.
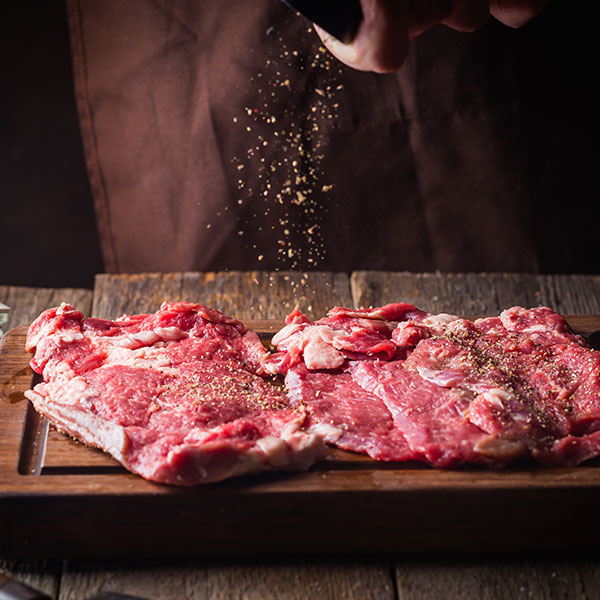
[105, 345, 173, 370]
[24, 387, 127, 462]
[416, 366, 466, 388]
[479, 388, 513, 410]
[116, 330, 161, 349]
[57, 332, 85, 344]
[305, 421, 343, 443]
[302, 326, 345, 370]
[45, 360, 78, 382]
[98, 327, 189, 351]
[421, 313, 459, 332]
[255, 435, 290, 467]
[154, 326, 187, 341]
[271, 322, 305, 347]
[53, 375, 99, 406]
[273, 323, 345, 370]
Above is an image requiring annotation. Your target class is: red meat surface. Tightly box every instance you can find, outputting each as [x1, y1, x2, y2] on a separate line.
[26, 301, 600, 478]
[271, 304, 600, 468]
[25, 302, 325, 485]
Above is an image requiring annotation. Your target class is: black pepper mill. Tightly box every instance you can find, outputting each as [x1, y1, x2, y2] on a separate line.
[281, 0, 363, 43]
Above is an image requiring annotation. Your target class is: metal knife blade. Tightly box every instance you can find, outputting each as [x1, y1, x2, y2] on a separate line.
[281, 0, 363, 43]
[0, 574, 148, 600]
[0, 575, 51, 600]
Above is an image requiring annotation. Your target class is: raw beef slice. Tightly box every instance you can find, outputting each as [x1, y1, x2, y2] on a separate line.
[264, 303, 444, 462]
[25, 302, 326, 485]
[270, 303, 600, 468]
[285, 363, 413, 461]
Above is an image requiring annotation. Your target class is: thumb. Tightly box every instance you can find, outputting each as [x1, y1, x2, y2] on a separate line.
[489, 0, 549, 27]
[315, 0, 411, 73]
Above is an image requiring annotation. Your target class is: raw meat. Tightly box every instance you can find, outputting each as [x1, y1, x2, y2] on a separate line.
[270, 303, 600, 468]
[25, 302, 326, 485]
[25, 300, 600, 476]
[391, 307, 600, 466]
[266, 303, 442, 372]
[285, 363, 414, 461]
[266, 304, 429, 462]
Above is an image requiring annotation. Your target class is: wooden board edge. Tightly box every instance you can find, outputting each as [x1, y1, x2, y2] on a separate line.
[0, 326, 35, 485]
[2, 316, 600, 495]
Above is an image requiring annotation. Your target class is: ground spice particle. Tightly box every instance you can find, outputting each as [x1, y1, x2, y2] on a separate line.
[229, 20, 345, 272]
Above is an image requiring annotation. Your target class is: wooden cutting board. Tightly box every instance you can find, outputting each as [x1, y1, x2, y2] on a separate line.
[2, 316, 600, 559]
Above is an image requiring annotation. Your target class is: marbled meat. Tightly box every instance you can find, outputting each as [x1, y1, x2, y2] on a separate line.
[25, 302, 326, 485]
[268, 304, 600, 468]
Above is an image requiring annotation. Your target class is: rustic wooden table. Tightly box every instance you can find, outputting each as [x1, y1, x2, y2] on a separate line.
[2, 271, 600, 600]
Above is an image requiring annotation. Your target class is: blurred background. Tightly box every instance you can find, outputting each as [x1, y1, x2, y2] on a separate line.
[0, 0, 597, 288]
[1, 1, 103, 288]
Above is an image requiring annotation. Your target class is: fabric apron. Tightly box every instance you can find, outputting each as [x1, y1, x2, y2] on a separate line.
[66, 0, 538, 274]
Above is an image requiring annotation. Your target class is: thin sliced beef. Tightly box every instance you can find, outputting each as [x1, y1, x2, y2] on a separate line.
[271, 303, 600, 468]
[26, 300, 600, 475]
[25, 302, 325, 485]
[399, 308, 600, 466]
[268, 302, 438, 462]
[349, 360, 505, 467]
[286, 363, 415, 462]
[266, 303, 438, 373]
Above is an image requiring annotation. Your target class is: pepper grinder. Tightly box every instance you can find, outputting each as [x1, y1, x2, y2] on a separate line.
[281, 0, 363, 43]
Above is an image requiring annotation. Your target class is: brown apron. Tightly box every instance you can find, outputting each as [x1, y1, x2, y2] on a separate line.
[66, 0, 538, 274]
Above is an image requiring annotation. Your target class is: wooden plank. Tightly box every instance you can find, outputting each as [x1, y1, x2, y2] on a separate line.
[537, 274, 600, 315]
[57, 271, 393, 600]
[351, 272, 600, 315]
[395, 554, 600, 600]
[350, 272, 600, 600]
[0, 286, 92, 599]
[0, 285, 93, 330]
[59, 558, 395, 600]
[92, 271, 352, 321]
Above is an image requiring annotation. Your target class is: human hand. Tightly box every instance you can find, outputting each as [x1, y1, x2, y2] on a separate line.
[314, 0, 549, 73]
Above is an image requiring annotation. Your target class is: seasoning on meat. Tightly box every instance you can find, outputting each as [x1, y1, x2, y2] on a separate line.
[25, 301, 600, 480]
[25, 302, 326, 485]
[269, 304, 600, 468]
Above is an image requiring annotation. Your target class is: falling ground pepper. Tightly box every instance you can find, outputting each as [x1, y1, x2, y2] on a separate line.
[230, 22, 346, 272]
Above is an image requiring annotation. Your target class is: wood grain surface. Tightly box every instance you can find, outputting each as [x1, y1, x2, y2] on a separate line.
[0, 285, 93, 331]
[351, 272, 600, 315]
[58, 558, 396, 600]
[2, 272, 600, 600]
[92, 271, 353, 321]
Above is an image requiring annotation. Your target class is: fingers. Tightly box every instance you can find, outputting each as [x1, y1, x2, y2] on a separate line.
[314, 0, 452, 73]
[442, 0, 490, 32]
[489, 0, 549, 28]
[314, 0, 548, 73]
[315, 0, 411, 74]
[407, 0, 452, 40]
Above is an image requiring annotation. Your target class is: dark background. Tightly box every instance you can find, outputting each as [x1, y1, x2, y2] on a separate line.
[1, 1, 103, 288]
[0, 0, 597, 288]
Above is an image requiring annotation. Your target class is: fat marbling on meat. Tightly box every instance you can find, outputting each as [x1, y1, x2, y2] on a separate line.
[269, 303, 600, 468]
[25, 302, 326, 485]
